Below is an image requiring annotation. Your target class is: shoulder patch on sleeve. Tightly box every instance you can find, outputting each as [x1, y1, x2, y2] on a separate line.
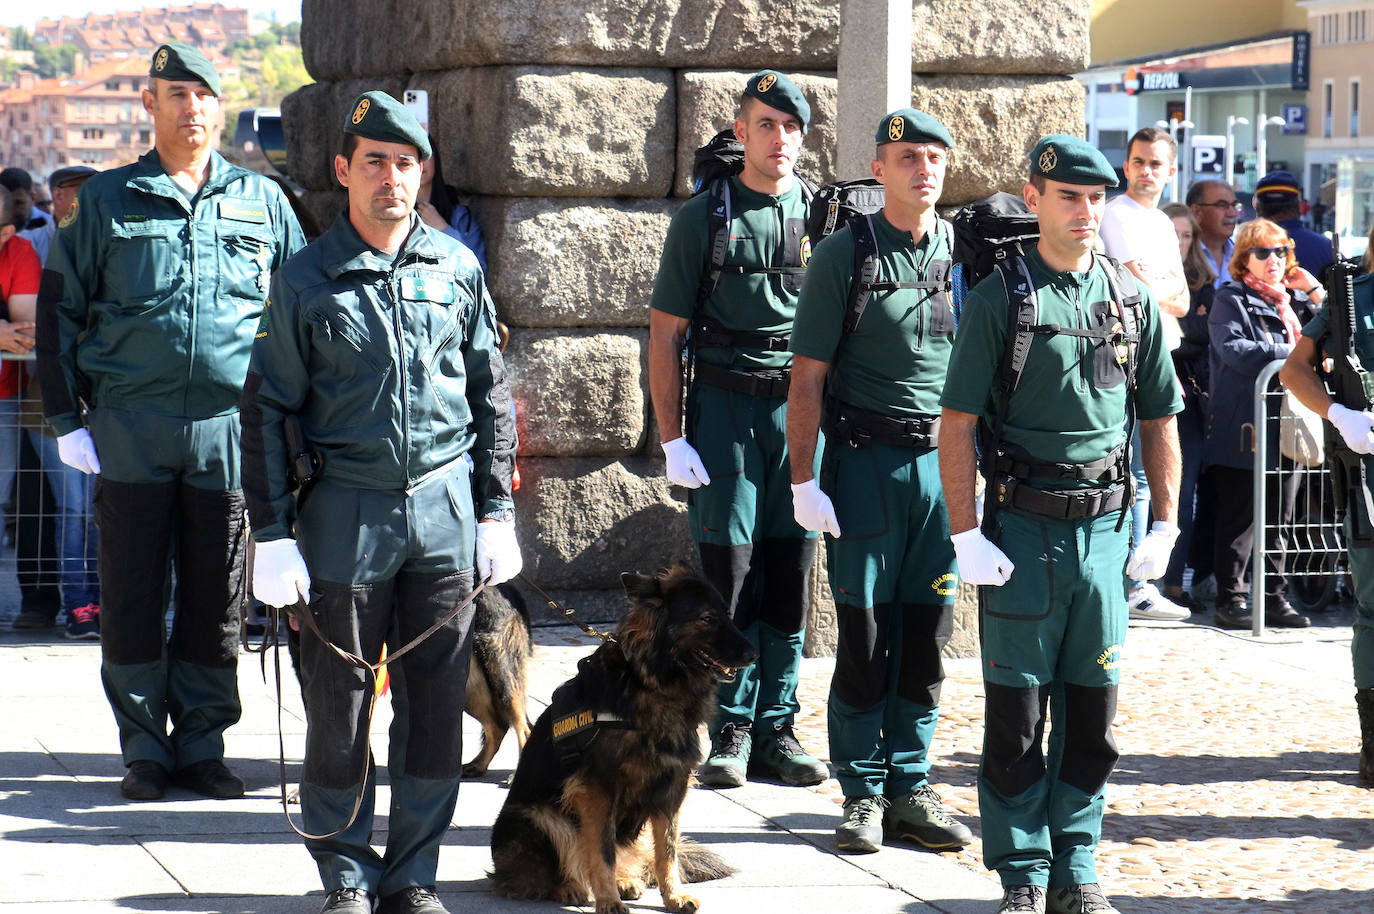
[58, 198, 79, 229]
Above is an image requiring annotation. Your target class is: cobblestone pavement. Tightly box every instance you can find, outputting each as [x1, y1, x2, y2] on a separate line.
[792, 604, 1374, 913]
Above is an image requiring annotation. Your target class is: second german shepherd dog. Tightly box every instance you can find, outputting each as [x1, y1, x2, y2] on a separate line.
[489, 566, 756, 914]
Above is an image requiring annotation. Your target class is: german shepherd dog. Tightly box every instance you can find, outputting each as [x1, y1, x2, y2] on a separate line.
[278, 581, 532, 781]
[489, 566, 756, 914]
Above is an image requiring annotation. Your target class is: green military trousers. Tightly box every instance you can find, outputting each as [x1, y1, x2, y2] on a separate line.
[293, 465, 478, 897]
[686, 382, 818, 735]
[978, 506, 1130, 890]
[822, 442, 957, 798]
[88, 407, 245, 771]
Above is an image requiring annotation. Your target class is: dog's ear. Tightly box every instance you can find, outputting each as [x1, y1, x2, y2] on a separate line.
[620, 571, 660, 600]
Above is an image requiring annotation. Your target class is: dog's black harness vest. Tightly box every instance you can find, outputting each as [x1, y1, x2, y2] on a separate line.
[549, 655, 634, 770]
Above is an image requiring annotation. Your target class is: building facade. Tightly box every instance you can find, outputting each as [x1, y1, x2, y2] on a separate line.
[1302, 0, 1374, 239]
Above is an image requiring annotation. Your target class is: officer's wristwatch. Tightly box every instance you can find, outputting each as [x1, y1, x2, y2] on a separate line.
[482, 508, 516, 523]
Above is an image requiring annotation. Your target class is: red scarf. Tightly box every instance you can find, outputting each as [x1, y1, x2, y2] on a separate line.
[1242, 272, 1303, 344]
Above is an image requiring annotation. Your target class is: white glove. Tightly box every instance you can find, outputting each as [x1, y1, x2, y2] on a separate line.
[1327, 403, 1374, 456]
[56, 428, 101, 475]
[661, 436, 711, 488]
[791, 479, 841, 537]
[1125, 521, 1180, 581]
[951, 528, 1015, 586]
[476, 520, 523, 586]
[252, 538, 311, 608]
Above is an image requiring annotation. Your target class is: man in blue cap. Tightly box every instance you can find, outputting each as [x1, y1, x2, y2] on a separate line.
[244, 90, 519, 914]
[648, 69, 828, 790]
[37, 41, 304, 802]
[940, 135, 1182, 913]
[787, 108, 972, 854]
[1252, 170, 1333, 282]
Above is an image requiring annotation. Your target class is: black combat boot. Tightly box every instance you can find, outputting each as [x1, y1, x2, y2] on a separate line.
[1357, 689, 1374, 787]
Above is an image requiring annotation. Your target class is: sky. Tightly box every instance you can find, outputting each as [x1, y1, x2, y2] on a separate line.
[11, 1, 303, 32]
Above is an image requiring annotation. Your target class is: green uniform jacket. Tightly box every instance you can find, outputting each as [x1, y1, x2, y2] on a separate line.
[240, 212, 515, 543]
[38, 149, 305, 436]
[791, 213, 954, 419]
[648, 176, 809, 372]
[940, 249, 1182, 469]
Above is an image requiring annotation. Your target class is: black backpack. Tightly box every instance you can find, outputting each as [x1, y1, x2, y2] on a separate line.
[951, 192, 1040, 294]
[805, 178, 886, 246]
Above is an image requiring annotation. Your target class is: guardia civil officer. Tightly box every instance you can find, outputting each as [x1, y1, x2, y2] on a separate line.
[1281, 271, 1374, 787]
[243, 92, 519, 914]
[787, 109, 972, 854]
[37, 43, 304, 802]
[647, 70, 827, 788]
[939, 136, 1182, 914]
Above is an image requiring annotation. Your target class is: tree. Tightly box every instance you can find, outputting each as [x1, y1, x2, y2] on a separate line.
[10, 25, 32, 50]
[32, 44, 78, 79]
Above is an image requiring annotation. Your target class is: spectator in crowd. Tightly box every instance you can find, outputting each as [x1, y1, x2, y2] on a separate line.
[415, 138, 486, 271]
[37, 43, 304, 801]
[1188, 179, 1242, 289]
[31, 183, 53, 217]
[23, 166, 102, 638]
[1161, 202, 1219, 610]
[1099, 126, 1191, 623]
[1252, 170, 1333, 290]
[0, 183, 40, 552]
[1205, 219, 1324, 630]
[0, 167, 55, 265]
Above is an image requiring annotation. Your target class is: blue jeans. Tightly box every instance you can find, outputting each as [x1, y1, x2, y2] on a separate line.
[27, 430, 99, 612]
[0, 395, 18, 506]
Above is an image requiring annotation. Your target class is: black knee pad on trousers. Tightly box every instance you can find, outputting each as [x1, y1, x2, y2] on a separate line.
[171, 485, 246, 668]
[833, 602, 889, 709]
[755, 537, 816, 635]
[1057, 683, 1120, 795]
[896, 602, 954, 707]
[983, 682, 1049, 799]
[697, 542, 756, 626]
[96, 479, 177, 665]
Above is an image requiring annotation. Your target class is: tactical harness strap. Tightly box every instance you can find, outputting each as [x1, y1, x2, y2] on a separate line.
[692, 362, 791, 399]
[844, 214, 954, 334]
[697, 175, 818, 306]
[980, 254, 1144, 530]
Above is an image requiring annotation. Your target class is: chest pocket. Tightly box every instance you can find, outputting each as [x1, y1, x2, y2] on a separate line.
[926, 259, 955, 339]
[1088, 298, 1129, 388]
[402, 272, 465, 364]
[781, 216, 806, 294]
[310, 299, 388, 377]
[109, 220, 175, 306]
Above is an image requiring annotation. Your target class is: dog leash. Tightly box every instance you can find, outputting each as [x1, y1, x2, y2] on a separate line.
[517, 572, 616, 643]
[262, 579, 487, 840]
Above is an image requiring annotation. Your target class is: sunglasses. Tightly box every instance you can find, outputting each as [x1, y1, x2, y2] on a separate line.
[1196, 200, 1243, 211]
[1249, 245, 1291, 261]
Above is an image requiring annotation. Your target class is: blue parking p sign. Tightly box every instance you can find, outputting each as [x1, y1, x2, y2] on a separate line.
[1282, 104, 1307, 135]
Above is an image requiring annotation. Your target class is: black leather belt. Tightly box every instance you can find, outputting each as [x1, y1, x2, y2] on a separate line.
[691, 319, 790, 352]
[992, 446, 1126, 486]
[990, 476, 1130, 520]
[826, 399, 940, 449]
[692, 362, 791, 399]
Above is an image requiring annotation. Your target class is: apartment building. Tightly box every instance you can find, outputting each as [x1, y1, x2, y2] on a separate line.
[1303, 0, 1374, 236]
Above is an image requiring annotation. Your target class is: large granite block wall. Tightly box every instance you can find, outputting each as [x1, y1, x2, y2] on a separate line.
[287, 0, 1090, 656]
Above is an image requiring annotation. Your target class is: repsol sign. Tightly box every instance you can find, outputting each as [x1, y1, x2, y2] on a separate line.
[1140, 71, 1183, 91]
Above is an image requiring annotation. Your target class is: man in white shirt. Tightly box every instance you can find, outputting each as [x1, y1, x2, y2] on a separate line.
[1099, 126, 1191, 623]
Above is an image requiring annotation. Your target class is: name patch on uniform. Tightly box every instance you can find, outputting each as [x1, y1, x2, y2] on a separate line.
[219, 200, 267, 223]
[402, 275, 453, 303]
[122, 213, 148, 222]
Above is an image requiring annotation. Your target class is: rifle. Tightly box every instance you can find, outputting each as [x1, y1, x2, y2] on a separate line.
[1322, 235, 1374, 544]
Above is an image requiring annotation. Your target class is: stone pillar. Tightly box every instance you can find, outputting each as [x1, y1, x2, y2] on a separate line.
[837, 0, 913, 179]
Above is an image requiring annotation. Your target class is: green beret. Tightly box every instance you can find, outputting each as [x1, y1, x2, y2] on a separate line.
[149, 43, 220, 96]
[743, 70, 810, 131]
[342, 91, 432, 161]
[1029, 134, 1118, 186]
[875, 108, 953, 148]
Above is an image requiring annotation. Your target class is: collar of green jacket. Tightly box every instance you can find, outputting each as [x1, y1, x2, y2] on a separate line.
[319, 210, 446, 280]
[125, 148, 251, 204]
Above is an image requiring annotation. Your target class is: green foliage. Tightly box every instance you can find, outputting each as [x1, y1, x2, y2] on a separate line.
[10, 25, 33, 50]
[217, 23, 308, 156]
[32, 43, 77, 79]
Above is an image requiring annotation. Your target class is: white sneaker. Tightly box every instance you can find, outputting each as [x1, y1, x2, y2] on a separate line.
[1128, 582, 1191, 621]
[1190, 574, 1217, 603]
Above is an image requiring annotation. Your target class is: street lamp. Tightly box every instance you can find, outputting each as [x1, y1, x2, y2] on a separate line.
[1225, 115, 1250, 186]
[1255, 114, 1286, 185]
[1156, 117, 1196, 202]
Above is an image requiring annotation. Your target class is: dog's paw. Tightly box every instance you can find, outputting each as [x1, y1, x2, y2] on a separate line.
[594, 899, 629, 914]
[552, 883, 587, 906]
[663, 892, 700, 913]
[616, 877, 644, 900]
[285, 785, 300, 805]
[460, 763, 487, 779]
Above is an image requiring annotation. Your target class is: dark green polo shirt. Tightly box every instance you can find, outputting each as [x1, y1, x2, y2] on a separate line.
[791, 212, 953, 419]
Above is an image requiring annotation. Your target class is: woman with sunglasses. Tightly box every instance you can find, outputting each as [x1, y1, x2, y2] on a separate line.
[1205, 219, 1325, 630]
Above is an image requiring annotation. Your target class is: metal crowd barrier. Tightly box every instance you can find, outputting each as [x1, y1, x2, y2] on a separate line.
[1252, 359, 1346, 637]
[0, 352, 99, 621]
